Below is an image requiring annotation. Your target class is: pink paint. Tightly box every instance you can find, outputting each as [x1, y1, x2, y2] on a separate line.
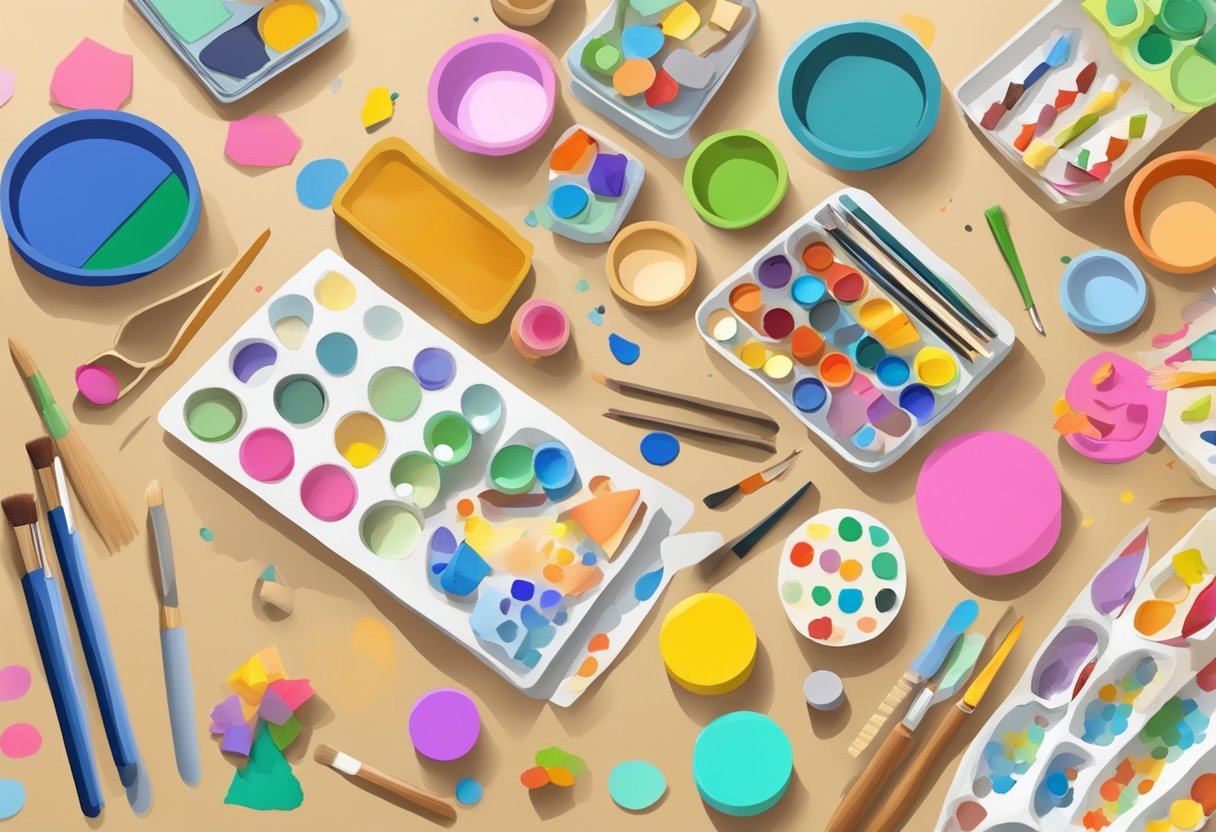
[75, 364, 120, 405]
[428, 33, 556, 156]
[224, 115, 302, 168]
[300, 464, 357, 522]
[512, 299, 570, 358]
[239, 428, 295, 483]
[1062, 352, 1165, 464]
[0, 724, 40, 759]
[916, 431, 1061, 576]
[0, 666, 30, 703]
[408, 688, 480, 761]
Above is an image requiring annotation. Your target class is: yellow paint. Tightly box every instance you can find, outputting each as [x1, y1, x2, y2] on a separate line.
[1052, 398, 1072, 417]
[763, 353, 794, 380]
[352, 617, 394, 662]
[1120, 490, 1135, 504]
[315, 271, 357, 311]
[897, 13, 936, 48]
[1170, 798, 1204, 829]
[660, 592, 756, 695]
[1091, 361, 1114, 386]
[1082, 517, 1095, 527]
[709, 0, 743, 30]
[259, 0, 319, 53]
[914, 346, 957, 387]
[806, 523, 832, 540]
[273, 315, 309, 350]
[1172, 548, 1207, 585]
[1023, 139, 1058, 170]
[361, 86, 394, 129]
[335, 412, 385, 469]
[1143, 175, 1216, 271]
[660, 2, 700, 38]
[738, 339, 767, 369]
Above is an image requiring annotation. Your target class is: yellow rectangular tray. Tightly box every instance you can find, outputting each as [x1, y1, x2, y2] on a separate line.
[334, 138, 533, 323]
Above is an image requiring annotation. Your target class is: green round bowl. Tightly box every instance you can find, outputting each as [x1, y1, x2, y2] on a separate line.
[489, 443, 536, 494]
[422, 411, 474, 467]
[683, 130, 788, 229]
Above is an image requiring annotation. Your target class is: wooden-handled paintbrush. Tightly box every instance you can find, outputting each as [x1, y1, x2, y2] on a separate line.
[314, 743, 457, 819]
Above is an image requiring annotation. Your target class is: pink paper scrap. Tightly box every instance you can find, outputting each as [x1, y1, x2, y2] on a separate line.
[224, 114, 302, 168]
[50, 38, 132, 110]
[267, 678, 314, 711]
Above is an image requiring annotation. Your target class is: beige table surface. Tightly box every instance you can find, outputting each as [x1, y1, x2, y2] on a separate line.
[2, 1, 1216, 829]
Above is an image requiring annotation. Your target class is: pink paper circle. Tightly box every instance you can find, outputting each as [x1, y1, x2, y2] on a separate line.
[0, 724, 41, 759]
[239, 428, 295, 483]
[408, 688, 480, 762]
[299, 464, 357, 522]
[0, 666, 30, 703]
[916, 431, 1062, 576]
[1062, 352, 1165, 464]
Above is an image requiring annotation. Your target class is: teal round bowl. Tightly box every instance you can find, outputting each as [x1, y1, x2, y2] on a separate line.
[778, 21, 941, 171]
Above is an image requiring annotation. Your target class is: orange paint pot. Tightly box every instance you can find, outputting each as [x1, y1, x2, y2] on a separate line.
[791, 325, 825, 365]
[1134, 599, 1176, 636]
[802, 240, 835, 271]
[1125, 151, 1216, 274]
[818, 352, 854, 388]
[729, 282, 764, 327]
[822, 262, 867, 302]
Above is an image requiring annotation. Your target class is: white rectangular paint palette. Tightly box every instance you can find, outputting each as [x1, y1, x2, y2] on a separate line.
[159, 250, 693, 703]
[937, 511, 1216, 832]
[694, 188, 1015, 472]
[956, 0, 1191, 207]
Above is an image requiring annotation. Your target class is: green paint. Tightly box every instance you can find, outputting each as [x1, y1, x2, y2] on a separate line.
[581, 36, 622, 76]
[811, 585, 832, 606]
[224, 727, 303, 811]
[1136, 28, 1173, 67]
[687, 133, 787, 227]
[781, 581, 803, 604]
[360, 503, 421, 560]
[274, 377, 325, 425]
[939, 633, 985, 690]
[1128, 113, 1147, 139]
[29, 372, 70, 440]
[868, 525, 890, 547]
[1172, 49, 1216, 107]
[268, 716, 301, 750]
[838, 516, 862, 542]
[185, 389, 242, 442]
[573, 279, 589, 293]
[199, 527, 214, 542]
[84, 175, 189, 270]
[489, 444, 536, 494]
[1158, 0, 1206, 39]
[1055, 113, 1099, 147]
[1105, 0, 1138, 26]
[148, 0, 231, 42]
[259, 565, 278, 582]
[871, 552, 899, 581]
[535, 746, 586, 776]
[368, 368, 421, 422]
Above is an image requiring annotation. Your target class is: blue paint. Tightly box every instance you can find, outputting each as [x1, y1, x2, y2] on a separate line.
[574, 279, 589, 293]
[553, 611, 568, 626]
[1201, 430, 1216, 446]
[875, 355, 910, 387]
[533, 442, 576, 491]
[439, 542, 491, 596]
[511, 579, 535, 602]
[582, 551, 598, 566]
[295, 159, 349, 210]
[838, 587, 863, 614]
[540, 589, 562, 609]
[640, 432, 680, 466]
[589, 307, 605, 326]
[634, 567, 663, 601]
[549, 183, 589, 220]
[609, 333, 641, 365]
[622, 25, 665, 59]
[899, 384, 935, 424]
[853, 425, 877, 448]
[455, 778, 483, 806]
[792, 377, 827, 413]
[791, 275, 827, 307]
[524, 211, 538, 227]
[520, 604, 548, 630]
[315, 332, 358, 376]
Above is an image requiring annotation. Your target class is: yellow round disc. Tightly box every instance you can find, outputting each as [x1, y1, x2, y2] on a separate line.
[660, 593, 756, 695]
[314, 271, 356, 311]
[738, 340, 767, 370]
[259, 0, 320, 53]
[914, 346, 957, 388]
[1170, 798, 1204, 829]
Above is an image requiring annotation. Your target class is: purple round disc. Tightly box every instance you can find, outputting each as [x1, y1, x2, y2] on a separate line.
[408, 688, 480, 761]
[414, 347, 456, 391]
[757, 254, 793, 289]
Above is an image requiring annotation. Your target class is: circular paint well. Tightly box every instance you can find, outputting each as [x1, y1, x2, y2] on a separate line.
[549, 183, 589, 220]
[314, 271, 356, 311]
[791, 326, 825, 364]
[274, 375, 327, 426]
[707, 309, 738, 342]
[757, 255, 793, 289]
[738, 340, 768, 369]
[267, 294, 313, 350]
[461, 383, 504, 433]
[729, 283, 763, 316]
[424, 411, 474, 466]
[1059, 249, 1147, 334]
[763, 353, 794, 381]
[513, 300, 570, 356]
[239, 428, 294, 483]
[184, 388, 243, 443]
[363, 305, 403, 340]
[230, 340, 278, 384]
[819, 353, 854, 388]
[914, 346, 957, 387]
[791, 275, 827, 307]
[1142, 175, 1216, 271]
[684, 131, 788, 229]
[390, 452, 442, 508]
[414, 347, 456, 391]
[490, 444, 536, 493]
[693, 712, 793, 816]
[793, 377, 827, 412]
[299, 464, 357, 522]
[315, 332, 358, 376]
[259, 0, 319, 52]
[899, 383, 934, 423]
[763, 308, 796, 339]
[876, 355, 910, 387]
[809, 299, 840, 331]
[533, 441, 575, 490]
[854, 336, 886, 369]
[75, 364, 120, 405]
[368, 367, 422, 422]
[360, 501, 423, 560]
[802, 242, 835, 271]
[334, 412, 386, 468]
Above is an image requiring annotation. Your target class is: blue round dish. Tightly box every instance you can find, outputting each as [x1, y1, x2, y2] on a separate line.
[1, 110, 201, 286]
[1059, 249, 1148, 335]
[777, 21, 941, 171]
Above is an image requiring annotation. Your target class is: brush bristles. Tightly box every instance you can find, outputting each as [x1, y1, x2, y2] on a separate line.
[7, 338, 36, 378]
[24, 436, 55, 471]
[56, 432, 138, 553]
[590, 371, 608, 387]
[313, 744, 337, 767]
[1, 494, 37, 528]
[145, 479, 164, 508]
[1147, 368, 1180, 390]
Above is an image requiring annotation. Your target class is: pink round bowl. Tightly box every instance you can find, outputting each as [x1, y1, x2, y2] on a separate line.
[512, 298, 570, 358]
[428, 33, 556, 156]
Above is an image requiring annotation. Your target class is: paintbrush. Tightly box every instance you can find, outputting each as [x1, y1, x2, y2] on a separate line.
[26, 437, 139, 781]
[9, 338, 137, 553]
[984, 205, 1045, 336]
[863, 618, 1025, 832]
[702, 449, 800, 508]
[3, 494, 104, 817]
[849, 600, 980, 757]
[591, 371, 779, 433]
[708, 480, 814, 561]
[314, 743, 457, 819]
[1148, 363, 1216, 390]
[147, 480, 200, 787]
[603, 408, 778, 453]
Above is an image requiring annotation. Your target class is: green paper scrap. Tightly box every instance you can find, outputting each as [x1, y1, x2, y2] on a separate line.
[1128, 113, 1147, 139]
[84, 174, 189, 270]
[1076, 148, 1091, 169]
[1055, 113, 1099, 148]
[268, 716, 302, 751]
[149, 0, 232, 44]
[1183, 395, 1211, 423]
[535, 746, 587, 777]
[224, 728, 304, 812]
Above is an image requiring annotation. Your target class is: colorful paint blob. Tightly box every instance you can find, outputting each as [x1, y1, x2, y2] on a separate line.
[368, 367, 422, 422]
[640, 432, 680, 466]
[0, 724, 40, 759]
[0, 779, 24, 820]
[295, 158, 348, 210]
[360, 501, 422, 560]
[239, 428, 295, 483]
[455, 777, 483, 806]
[274, 374, 326, 426]
[977, 711, 1051, 795]
[184, 387, 243, 442]
[1079, 656, 1159, 745]
[231, 341, 278, 384]
[777, 508, 905, 646]
[609, 760, 667, 811]
[0, 666, 31, 703]
[363, 305, 403, 340]
[609, 332, 641, 365]
[315, 332, 358, 375]
[75, 363, 120, 405]
[334, 412, 386, 468]
[634, 567, 663, 601]
[408, 689, 480, 761]
[299, 464, 357, 521]
[414, 347, 456, 390]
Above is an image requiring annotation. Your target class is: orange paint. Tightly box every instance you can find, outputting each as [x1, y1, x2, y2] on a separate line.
[577, 657, 598, 677]
[840, 559, 862, 581]
[550, 129, 597, 173]
[1135, 599, 1176, 636]
[588, 633, 610, 652]
[520, 766, 551, 789]
[729, 282, 763, 314]
[543, 564, 564, 583]
[613, 58, 657, 97]
[819, 352, 854, 388]
[457, 498, 474, 517]
[802, 241, 835, 271]
[791, 326, 825, 364]
[857, 616, 876, 633]
[547, 766, 575, 787]
[1191, 772, 1216, 813]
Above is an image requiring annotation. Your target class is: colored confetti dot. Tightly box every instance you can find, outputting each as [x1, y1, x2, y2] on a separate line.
[1120, 491, 1135, 504]
[789, 542, 814, 567]
[1082, 517, 1095, 528]
[457, 499, 475, 517]
[640, 432, 679, 466]
[200, 527, 214, 541]
[857, 616, 877, 633]
[1062, 255, 1072, 264]
[0, 779, 24, 821]
[455, 777, 483, 806]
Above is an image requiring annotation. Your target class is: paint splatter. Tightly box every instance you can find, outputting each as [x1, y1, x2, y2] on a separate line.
[1061, 255, 1072, 264]
[352, 618, 394, 662]
[455, 777, 483, 805]
[573, 279, 589, 293]
[1082, 517, 1095, 527]
[964, 224, 973, 232]
[897, 13, 936, 47]
[589, 306, 605, 326]
[254, 284, 263, 293]
[473, 15, 480, 21]
[0, 724, 40, 759]
[1120, 491, 1135, 504]
[634, 567, 663, 601]
[0, 666, 31, 703]
[330, 77, 342, 92]
[609, 333, 640, 365]
[200, 527, 214, 541]
[0, 780, 24, 820]
[295, 159, 349, 210]
[523, 211, 538, 227]
[640, 432, 679, 465]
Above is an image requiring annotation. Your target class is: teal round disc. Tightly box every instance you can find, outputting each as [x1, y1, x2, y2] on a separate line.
[692, 711, 793, 817]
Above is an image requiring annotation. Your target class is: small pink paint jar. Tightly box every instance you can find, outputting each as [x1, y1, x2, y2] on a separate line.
[511, 299, 570, 360]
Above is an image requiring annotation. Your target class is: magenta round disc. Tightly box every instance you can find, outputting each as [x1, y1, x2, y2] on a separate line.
[408, 688, 480, 761]
[916, 431, 1061, 576]
[1061, 352, 1165, 464]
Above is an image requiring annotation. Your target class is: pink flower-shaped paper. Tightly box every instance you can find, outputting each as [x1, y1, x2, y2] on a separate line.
[224, 115, 302, 168]
[1062, 352, 1165, 464]
[51, 38, 132, 110]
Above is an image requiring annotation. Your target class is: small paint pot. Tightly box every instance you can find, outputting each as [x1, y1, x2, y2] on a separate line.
[763, 307, 796, 340]
[1125, 151, 1216, 274]
[914, 346, 958, 388]
[792, 377, 828, 413]
[823, 262, 867, 303]
[791, 275, 827, 308]
[461, 383, 504, 433]
[489, 444, 537, 494]
[899, 383, 935, 424]
[802, 241, 836, 272]
[706, 308, 739, 342]
[1059, 249, 1147, 334]
[184, 387, 244, 443]
[808, 298, 840, 332]
[423, 411, 475, 466]
[334, 411, 387, 469]
[299, 464, 358, 522]
[490, 0, 556, 28]
[606, 221, 697, 309]
[683, 130, 789, 229]
[728, 282, 764, 325]
[511, 299, 570, 360]
[791, 326, 825, 365]
[389, 452, 442, 508]
[804, 669, 845, 711]
[360, 500, 425, 561]
[239, 427, 295, 483]
[757, 254, 793, 288]
[427, 33, 557, 156]
[875, 355, 910, 387]
[853, 336, 886, 370]
[533, 441, 577, 498]
[763, 352, 795, 381]
[737, 340, 769, 370]
[819, 352, 854, 388]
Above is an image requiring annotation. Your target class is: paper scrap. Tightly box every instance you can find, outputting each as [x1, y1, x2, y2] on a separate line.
[148, 0, 232, 43]
[360, 86, 396, 130]
[1184, 395, 1212, 423]
[51, 38, 133, 110]
[521, 746, 587, 789]
[225, 116, 302, 169]
[0, 70, 14, 109]
[224, 728, 304, 811]
[0, 666, 30, 703]
[295, 158, 348, 210]
[211, 646, 312, 763]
